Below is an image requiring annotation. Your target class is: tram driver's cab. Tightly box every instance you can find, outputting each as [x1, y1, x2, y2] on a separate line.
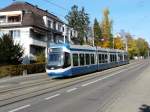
[46, 48, 71, 70]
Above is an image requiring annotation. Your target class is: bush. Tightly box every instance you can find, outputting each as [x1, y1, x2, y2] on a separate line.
[26, 63, 45, 74]
[0, 63, 45, 78]
[36, 52, 46, 63]
[0, 34, 24, 65]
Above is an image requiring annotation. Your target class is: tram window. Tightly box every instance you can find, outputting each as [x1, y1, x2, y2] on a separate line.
[91, 54, 95, 64]
[102, 54, 105, 63]
[113, 55, 115, 62]
[79, 54, 85, 65]
[114, 55, 116, 62]
[124, 55, 128, 61]
[111, 55, 113, 62]
[64, 52, 71, 68]
[110, 54, 113, 62]
[101, 54, 103, 63]
[119, 54, 123, 61]
[124, 55, 126, 61]
[73, 54, 78, 66]
[126, 55, 128, 60]
[99, 54, 101, 63]
[105, 54, 108, 63]
[121, 55, 123, 61]
[86, 54, 90, 65]
[113, 55, 114, 62]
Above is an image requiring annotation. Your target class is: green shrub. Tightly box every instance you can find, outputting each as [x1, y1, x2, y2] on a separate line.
[36, 52, 46, 63]
[0, 34, 24, 65]
[26, 63, 45, 74]
[0, 63, 45, 78]
[0, 66, 10, 78]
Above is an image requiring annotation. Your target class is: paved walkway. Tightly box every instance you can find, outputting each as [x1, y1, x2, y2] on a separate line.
[0, 73, 48, 89]
[104, 62, 150, 112]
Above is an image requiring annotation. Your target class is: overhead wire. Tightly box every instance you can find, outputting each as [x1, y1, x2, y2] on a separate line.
[42, 0, 69, 20]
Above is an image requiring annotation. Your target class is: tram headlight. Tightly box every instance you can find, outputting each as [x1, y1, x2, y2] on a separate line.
[48, 48, 52, 53]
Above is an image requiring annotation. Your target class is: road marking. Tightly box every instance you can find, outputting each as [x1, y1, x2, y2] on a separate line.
[81, 69, 126, 87]
[45, 94, 60, 100]
[81, 80, 99, 87]
[9, 105, 31, 112]
[81, 64, 144, 87]
[66, 88, 77, 93]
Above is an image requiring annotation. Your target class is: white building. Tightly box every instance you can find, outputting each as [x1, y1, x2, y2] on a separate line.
[0, 1, 78, 64]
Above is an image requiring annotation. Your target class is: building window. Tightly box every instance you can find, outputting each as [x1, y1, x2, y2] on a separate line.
[58, 24, 61, 31]
[70, 30, 72, 36]
[62, 27, 64, 32]
[9, 30, 20, 38]
[8, 15, 21, 23]
[48, 20, 52, 28]
[73, 54, 78, 66]
[53, 21, 56, 30]
[0, 16, 6, 23]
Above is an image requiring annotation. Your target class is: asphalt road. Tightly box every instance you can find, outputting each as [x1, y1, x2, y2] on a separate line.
[0, 59, 149, 112]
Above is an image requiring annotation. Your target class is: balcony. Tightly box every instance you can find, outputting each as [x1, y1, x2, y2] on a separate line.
[29, 37, 47, 47]
[0, 15, 21, 26]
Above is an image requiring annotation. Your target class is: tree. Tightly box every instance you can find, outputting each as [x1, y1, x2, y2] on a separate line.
[126, 33, 138, 59]
[136, 38, 149, 57]
[65, 5, 90, 44]
[114, 36, 124, 50]
[101, 8, 113, 48]
[93, 18, 102, 46]
[0, 34, 24, 65]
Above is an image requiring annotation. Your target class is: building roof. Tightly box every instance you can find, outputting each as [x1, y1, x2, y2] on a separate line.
[0, 1, 63, 30]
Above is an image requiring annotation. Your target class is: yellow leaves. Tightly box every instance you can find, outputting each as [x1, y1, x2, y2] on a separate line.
[114, 37, 124, 50]
[127, 37, 139, 58]
[101, 40, 110, 48]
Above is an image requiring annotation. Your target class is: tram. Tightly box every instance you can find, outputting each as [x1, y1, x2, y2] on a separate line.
[46, 44, 129, 78]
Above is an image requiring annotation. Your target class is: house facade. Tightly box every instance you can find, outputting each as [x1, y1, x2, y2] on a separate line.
[0, 1, 78, 64]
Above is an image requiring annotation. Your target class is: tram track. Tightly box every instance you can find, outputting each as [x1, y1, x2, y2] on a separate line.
[0, 61, 137, 93]
[0, 62, 136, 95]
[0, 60, 143, 107]
[0, 60, 140, 97]
[0, 78, 56, 94]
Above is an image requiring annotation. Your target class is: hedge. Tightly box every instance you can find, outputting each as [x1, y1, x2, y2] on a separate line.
[0, 63, 45, 78]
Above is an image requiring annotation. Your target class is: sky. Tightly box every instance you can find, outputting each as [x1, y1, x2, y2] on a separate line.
[0, 0, 150, 44]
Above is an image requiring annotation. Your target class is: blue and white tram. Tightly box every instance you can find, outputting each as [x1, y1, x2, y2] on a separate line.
[46, 44, 129, 78]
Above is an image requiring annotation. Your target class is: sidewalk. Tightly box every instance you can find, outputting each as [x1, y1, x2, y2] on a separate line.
[0, 72, 48, 89]
[104, 63, 150, 112]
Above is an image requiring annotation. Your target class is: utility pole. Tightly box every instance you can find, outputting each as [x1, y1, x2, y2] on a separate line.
[63, 24, 66, 44]
[113, 37, 114, 49]
[125, 36, 128, 51]
[148, 49, 150, 58]
[91, 25, 95, 46]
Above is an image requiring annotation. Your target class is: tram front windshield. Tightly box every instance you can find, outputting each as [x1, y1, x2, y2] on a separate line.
[48, 53, 64, 67]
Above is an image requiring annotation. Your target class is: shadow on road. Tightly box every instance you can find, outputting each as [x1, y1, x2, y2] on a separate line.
[139, 104, 150, 112]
